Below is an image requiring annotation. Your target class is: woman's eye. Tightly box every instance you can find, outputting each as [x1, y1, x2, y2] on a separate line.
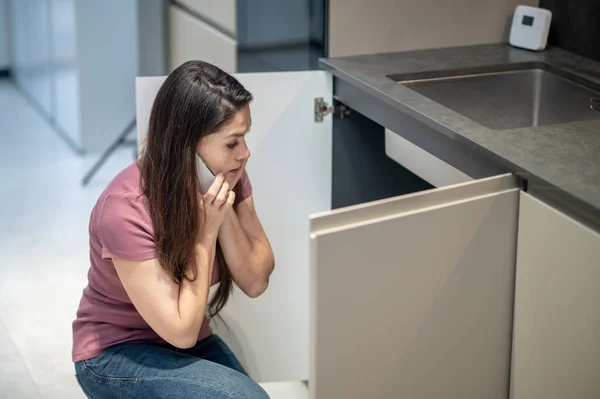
[227, 142, 238, 149]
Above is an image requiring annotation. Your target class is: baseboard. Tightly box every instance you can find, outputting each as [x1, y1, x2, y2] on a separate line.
[0, 69, 11, 79]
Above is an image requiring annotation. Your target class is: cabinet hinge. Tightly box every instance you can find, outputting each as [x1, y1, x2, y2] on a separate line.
[591, 97, 600, 112]
[314, 98, 352, 122]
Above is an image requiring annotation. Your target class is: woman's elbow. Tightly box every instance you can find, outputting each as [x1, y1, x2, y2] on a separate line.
[170, 337, 196, 349]
[162, 320, 202, 349]
[245, 278, 269, 298]
[246, 264, 273, 298]
[242, 256, 274, 298]
[167, 331, 198, 349]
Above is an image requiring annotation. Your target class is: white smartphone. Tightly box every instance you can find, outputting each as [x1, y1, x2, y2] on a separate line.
[196, 155, 216, 194]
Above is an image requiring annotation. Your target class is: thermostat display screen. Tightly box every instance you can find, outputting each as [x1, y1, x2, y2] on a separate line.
[522, 15, 534, 26]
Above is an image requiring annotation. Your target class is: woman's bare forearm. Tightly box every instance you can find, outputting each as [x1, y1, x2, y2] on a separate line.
[176, 231, 217, 346]
[218, 209, 273, 297]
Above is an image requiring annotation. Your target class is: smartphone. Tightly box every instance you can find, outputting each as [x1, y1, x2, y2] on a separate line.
[196, 155, 216, 194]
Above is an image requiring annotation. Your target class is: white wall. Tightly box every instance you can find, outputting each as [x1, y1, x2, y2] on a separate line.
[329, 0, 540, 57]
[8, 0, 139, 153]
[0, 0, 9, 70]
[9, 0, 54, 117]
[77, 0, 139, 152]
[51, 0, 80, 146]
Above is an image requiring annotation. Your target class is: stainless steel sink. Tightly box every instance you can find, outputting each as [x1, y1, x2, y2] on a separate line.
[388, 63, 600, 130]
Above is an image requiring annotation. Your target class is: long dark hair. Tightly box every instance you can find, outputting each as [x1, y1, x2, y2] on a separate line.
[139, 60, 253, 318]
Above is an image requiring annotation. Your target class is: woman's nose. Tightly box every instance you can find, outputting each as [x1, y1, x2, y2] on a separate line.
[239, 145, 251, 161]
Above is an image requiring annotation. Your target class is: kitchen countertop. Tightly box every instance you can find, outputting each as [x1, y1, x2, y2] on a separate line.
[319, 43, 600, 221]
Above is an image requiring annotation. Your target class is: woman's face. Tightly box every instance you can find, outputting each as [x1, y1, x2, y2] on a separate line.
[197, 105, 252, 187]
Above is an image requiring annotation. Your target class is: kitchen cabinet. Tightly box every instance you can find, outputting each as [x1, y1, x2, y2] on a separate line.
[175, 0, 236, 35]
[169, 4, 237, 73]
[168, 0, 326, 74]
[136, 69, 599, 397]
[510, 192, 600, 399]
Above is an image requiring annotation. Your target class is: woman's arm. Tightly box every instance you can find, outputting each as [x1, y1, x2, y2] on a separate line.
[218, 195, 274, 298]
[113, 231, 217, 349]
[111, 174, 234, 349]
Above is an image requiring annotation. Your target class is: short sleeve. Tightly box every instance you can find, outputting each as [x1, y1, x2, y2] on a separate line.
[97, 195, 156, 261]
[234, 169, 253, 204]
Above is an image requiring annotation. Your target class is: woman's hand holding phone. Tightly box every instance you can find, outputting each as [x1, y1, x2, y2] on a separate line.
[200, 174, 235, 238]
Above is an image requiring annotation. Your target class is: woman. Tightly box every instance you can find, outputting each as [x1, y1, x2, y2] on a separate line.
[72, 60, 274, 398]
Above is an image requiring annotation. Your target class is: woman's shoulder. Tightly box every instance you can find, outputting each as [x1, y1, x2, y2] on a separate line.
[89, 163, 155, 259]
[102, 161, 144, 199]
[91, 162, 150, 230]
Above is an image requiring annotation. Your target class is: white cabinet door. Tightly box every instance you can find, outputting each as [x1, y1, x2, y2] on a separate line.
[510, 192, 600, 399]
[136, 71, 333, 382]
[309, 174, 521, 399]
[169, 5, 237, 73]
[217, 71, 332, 382]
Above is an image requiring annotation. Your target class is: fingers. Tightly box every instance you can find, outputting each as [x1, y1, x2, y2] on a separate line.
[203, 173, 234, 211]
[205, 174, 225, 203]
[215, 180, 230, 206]
[227, 190, 236, 206]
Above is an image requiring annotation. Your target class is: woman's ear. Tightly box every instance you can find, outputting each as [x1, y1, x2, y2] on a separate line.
[195, 136, 208, 159]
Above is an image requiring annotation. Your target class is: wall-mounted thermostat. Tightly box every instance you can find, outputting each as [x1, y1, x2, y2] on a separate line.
[509, 5, 552, 51]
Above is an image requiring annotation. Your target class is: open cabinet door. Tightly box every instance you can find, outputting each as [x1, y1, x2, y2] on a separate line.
[309, 174, 520, 399]
[136, 71, 333, 382]
[217, 71, 332, 382]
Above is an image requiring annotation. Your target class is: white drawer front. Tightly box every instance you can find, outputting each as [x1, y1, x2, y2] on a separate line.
[385, 128, 473, 187]
[169, 5, 237, 73]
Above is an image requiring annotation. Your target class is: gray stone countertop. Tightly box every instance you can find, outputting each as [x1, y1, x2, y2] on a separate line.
[319, 43, 600, 218]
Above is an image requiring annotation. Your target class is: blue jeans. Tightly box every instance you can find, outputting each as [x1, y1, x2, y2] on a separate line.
[74, 334, 270, 399]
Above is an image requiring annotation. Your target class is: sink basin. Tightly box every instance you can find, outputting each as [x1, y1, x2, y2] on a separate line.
[388, 63, 600, 130]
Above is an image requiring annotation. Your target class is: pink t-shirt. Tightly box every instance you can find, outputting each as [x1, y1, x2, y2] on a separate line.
[72, 162, 252, 362]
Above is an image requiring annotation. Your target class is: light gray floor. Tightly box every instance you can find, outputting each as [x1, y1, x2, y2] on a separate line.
[0, 79, 134, 398]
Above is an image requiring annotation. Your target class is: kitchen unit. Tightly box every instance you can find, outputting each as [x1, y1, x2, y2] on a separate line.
[169, 0, 237, 73]
[320, 44, 600, 399]
[168, 0, 325, 73]
[136, 41, 600, 398]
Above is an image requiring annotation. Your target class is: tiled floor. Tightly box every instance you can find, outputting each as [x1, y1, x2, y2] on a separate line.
[0, 79, 135, 398]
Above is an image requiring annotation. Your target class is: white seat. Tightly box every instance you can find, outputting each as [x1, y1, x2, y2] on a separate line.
[259, 381, 309, 399]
